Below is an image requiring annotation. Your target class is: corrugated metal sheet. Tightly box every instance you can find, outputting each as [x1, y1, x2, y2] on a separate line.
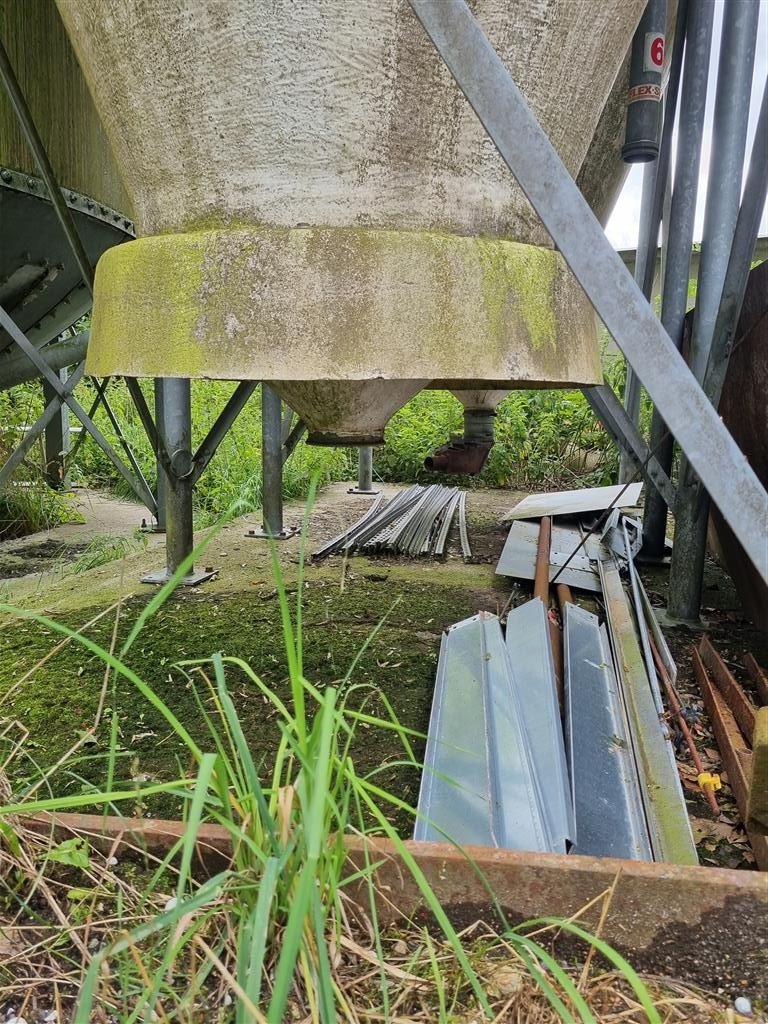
[414, 612, 550, 851]
[505, 598, 575, 852]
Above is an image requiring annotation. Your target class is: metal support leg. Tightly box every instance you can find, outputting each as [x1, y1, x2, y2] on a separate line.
[348, 446, 380, 496]
[142, 378, 167, 532]
[246, 384, 295, 539]
[142, 378, 213, 585]
[642, 0, 715, 558]
[42, 371, 70, 489]
[667, 16, 763, 623]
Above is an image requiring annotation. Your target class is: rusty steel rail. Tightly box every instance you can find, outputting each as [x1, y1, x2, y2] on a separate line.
[744, 653, 768, 708]
[699, 636, 757, 743]
[692, 647, 768, 871]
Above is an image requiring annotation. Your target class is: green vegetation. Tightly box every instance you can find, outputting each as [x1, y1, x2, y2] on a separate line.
[0, 521, 675, 1021]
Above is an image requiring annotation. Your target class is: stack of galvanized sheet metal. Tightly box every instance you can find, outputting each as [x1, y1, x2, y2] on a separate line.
[415, 485, 698, 865]
[314, 484, 470, 560]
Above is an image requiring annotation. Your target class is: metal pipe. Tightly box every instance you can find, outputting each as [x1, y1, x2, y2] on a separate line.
[407, 0, 767, 583]
[162, 377, 194, 574]
[261, 383, 284, 537]
[42, 372, 71, 489]
[533, 516, 552, 603]
[154, 379, 167, 531]
[622, 0, 667, 163]
[642, 0, 715, 558]
[619, 161, 656, 482]
[0, 333, 89, 391]
[0, 40, 94, 294]
[668, 1, 760, 623]
[358, 446, 374, 491]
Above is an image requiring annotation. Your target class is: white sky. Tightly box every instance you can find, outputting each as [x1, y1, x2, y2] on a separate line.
[606, 0, 768, 250]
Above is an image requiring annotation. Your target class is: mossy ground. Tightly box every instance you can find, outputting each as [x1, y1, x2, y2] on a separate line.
[0, 485, 513, 833]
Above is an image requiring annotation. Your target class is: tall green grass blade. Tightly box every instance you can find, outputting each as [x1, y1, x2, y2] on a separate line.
[506, 932, 595, 1023]
[237, 856, 280, 1017]
[516, 918, 662, 1024]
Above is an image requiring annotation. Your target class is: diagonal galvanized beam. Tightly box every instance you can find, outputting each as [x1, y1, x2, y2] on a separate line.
[583, 385, 676, 508]
[191, 380, 258, 484]
[407, 0, 768, 583]
[0, 362, 85, 491]
[0, 305, 156, 512]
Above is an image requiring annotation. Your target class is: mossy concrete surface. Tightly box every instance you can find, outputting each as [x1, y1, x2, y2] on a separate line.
[0, 484, 516, 831]
[87, 226, 601, 388]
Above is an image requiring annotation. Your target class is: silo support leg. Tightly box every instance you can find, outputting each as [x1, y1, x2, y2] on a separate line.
[348, 446, 380, 496]
[246, 384, 295, 539]
[42, 372, 71, 490]
[141, 377, 214, 586]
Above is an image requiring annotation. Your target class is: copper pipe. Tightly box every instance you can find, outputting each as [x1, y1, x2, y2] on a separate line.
[649, 635, 720, 816]
[555, 583, 573, 612]
[534, 516, 552, 603]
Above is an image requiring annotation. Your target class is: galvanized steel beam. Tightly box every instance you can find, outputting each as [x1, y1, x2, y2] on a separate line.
[407, 0, 767, 583]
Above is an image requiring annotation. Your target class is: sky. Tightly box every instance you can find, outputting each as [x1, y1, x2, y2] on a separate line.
[605, 0, 768, 250]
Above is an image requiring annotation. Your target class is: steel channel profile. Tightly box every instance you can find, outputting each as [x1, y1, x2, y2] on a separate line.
[415, 612, 550, 850]
[564, 603, 653, 860]
[407, 0, 768, 583]
[458, 491, 471, 559]
[598, 555, 697, 864]
[637, 575, 677, 684]
[505, 598, 574, 852]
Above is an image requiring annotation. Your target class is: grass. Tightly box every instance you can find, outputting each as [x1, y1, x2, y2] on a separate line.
[0, 496, 724, 1022]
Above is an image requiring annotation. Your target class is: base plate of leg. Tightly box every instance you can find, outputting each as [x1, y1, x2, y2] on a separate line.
[141, 567, 217, 586]
[245, 527, 298, 540]
[347, 486, 381, 495]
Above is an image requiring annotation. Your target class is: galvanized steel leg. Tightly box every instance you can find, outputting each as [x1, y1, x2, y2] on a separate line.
[246, 384, 294, 539]
[42, 371, 71, 489]
[668, 26, 764, 623]
[153, 378, 167, 532]
[641, 0, 715, 558]
[348, 446, 380, 495]
[142, 378, 213, 585]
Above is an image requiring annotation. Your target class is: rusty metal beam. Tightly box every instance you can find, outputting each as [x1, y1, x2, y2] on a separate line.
[699, 636, 756, 743]
[693, 647, 768, 871]
[20, 811, 768, 994]
[744, 654, 768, 708]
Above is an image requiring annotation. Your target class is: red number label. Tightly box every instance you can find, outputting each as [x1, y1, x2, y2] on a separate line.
[651, 36, 664, 66]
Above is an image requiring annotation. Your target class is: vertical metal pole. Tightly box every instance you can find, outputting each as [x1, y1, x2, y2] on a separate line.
[358, 446, 374, 492]
[153, 378, 167, 531]
[668, 2, 761, 621]
[261, 383, 284, 537]
[163, 377, 194, 575]
[42, 370, 70, 489]
[619, 162, 656, 482]
[348, 445, 380, 495]
[641, 0, 715, 558]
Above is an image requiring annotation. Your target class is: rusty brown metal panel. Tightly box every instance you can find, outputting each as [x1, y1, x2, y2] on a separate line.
[744, 654, 768, 707]
[22, 811, 768, 995]
[700, 636, 758, 743]
[693, 647, 768, 872]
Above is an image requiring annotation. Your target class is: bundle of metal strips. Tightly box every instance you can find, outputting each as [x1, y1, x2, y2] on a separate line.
[313, 484, 468, 559]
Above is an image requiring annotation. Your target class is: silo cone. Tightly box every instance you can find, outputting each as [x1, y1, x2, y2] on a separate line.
[57, 0, 646, 442]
